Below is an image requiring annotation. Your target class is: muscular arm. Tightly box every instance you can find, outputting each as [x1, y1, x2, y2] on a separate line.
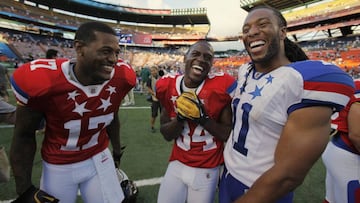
[201, 104, 232, 142]
[347, 102, 360, 151]
[10, 105, 43, 194]
[106, 111, 121, 165]
[235, 106, 333, 203]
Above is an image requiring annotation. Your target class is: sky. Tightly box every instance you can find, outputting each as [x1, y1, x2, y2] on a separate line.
[99, 0, 248, 51]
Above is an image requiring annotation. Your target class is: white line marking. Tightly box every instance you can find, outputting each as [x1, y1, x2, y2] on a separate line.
[0, 125, 14, 128]
[120, 106, 150, 109]
[134, 176, 162, 187]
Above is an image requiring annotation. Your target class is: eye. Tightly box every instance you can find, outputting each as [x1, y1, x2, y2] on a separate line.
[242, 26, 249, 34]
[191, 51, 200, 57]
[204, 54, 213, 61]
[258, 22, 267, 28]
[101, 50, 110, 55]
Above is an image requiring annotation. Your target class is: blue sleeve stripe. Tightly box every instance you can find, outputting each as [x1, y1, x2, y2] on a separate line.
[227, 80, 238, 95]
[288, 100, 344, 115]
[10, 76, 29, 104]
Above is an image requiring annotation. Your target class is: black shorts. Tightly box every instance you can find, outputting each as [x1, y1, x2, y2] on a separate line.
[151, 101, 161, 117]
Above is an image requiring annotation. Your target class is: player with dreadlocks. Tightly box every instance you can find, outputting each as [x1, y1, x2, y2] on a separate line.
[219, 5, 355, 203]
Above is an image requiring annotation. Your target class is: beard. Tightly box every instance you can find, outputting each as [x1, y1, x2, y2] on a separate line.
[250, 36, 281, 64]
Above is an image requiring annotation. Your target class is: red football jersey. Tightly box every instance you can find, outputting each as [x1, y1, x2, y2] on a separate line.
[11, 58, 136, 164]
[332, 79, 360, 133]
[156, 72, 236, 168]
[331, 79, 360, 153]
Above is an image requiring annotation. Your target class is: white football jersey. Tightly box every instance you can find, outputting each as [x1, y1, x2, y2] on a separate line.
[224, 60, 354, 186]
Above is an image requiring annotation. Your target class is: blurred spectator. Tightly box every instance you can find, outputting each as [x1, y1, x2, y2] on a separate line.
[122, 88, 135, 106]
[0, 64, 10, 102]
[147, 65, 161, 133]
[140, 66, 150, 95]
[0, 95, 15, 124]
[46, 49, 58, 59]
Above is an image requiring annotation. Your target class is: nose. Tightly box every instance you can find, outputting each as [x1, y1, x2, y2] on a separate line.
[247, 25, 260, 37]
[108, 52, 118, 63]
[197, 53, 207, 62]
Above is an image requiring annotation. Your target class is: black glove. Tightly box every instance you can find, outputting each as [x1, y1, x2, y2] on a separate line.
[12, 185, 59, 203]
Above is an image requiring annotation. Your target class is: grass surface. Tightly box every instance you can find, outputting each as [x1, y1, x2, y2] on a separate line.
[0, 92, 326, 202]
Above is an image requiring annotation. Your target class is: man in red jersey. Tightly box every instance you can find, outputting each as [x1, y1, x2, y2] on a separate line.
[10, 21, 136, 203]
[156, 40, 237, 203]
[322, 78, 360, 203]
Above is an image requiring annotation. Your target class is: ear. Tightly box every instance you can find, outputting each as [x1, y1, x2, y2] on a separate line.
[279, 26, 287, 40]
[74, 40, 85, 56]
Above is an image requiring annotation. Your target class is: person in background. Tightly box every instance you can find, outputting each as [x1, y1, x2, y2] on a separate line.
[156, 40, 237, 203]
[10, 21, 136, 203]
[140, 66, 150, 95]
[0, 95, 15, 183]
[122, 87, 135, 106]
[322, 78, 360, 203]
[146, 65, 161, 133]
[0, 64, 16, 184]
[0, 95, 15, 124]
[219, 6, 355, 203]
[0, 63, 10, 102]
[46, 49, 58, 59]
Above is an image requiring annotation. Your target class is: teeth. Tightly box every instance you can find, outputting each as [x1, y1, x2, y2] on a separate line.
[192, 65, 203, 71]
[250, 40, 265, 48]
[104, 66, 113, 72]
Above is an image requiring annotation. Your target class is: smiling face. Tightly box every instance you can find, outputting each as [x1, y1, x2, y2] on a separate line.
[75, 31, 120, 85]
[183, 41, 214, 88]
[242, 8, 287, 69]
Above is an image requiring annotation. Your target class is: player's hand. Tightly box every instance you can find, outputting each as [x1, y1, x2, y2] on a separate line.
[12, 185, 59, 203]
[176, 91, 209, 125]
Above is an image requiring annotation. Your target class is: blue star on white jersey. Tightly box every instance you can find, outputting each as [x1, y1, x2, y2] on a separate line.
[249, 85, 263, 100]
[73, 101, 91, 116]
[98, 97, 112, 112]
[266, 75, 274, 84]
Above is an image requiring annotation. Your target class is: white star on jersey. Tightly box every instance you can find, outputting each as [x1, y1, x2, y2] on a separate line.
[171, 95, 177, 104]
[98, 97, 112, 112]
[67, 90, 80, 101]
[106, 85, 116, 95]
[73, 101, 91, 116]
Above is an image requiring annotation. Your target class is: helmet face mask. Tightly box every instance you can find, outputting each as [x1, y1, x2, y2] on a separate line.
[116, 168, 138, 203]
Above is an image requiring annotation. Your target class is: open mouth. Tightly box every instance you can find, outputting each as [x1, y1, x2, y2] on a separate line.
[249, 40, 266, 52]
[192, 65, 204, 74]
[102, 65, 113, 73]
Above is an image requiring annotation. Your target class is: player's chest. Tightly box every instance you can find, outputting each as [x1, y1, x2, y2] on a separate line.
[47, 83, 122, 118]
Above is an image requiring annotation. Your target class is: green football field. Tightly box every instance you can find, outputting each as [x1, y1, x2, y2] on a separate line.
[0, 93, 326, 203]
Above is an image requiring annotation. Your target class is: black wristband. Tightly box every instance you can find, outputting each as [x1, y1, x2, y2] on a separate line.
[198, 115, 210, 126]
[176, 114, 186, 122]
